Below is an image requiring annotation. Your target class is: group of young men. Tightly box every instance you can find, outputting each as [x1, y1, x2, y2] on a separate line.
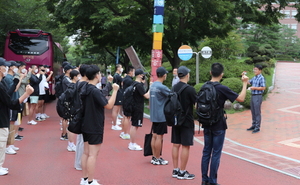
[0, 55, 266, 185]
[0, 58, 34, 176]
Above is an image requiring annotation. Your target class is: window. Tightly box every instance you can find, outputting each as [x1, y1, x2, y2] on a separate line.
[291, 24, 297, 30]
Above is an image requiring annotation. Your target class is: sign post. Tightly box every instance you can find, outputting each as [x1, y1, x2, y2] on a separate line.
[177, 45, 212, 84]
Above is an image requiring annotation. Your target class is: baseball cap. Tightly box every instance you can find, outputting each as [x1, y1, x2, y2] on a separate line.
[177, 66, 190, 77]
[135, 69, 146, 76]
[156, 67, 168, 77]
[9, 61, 21, 67]
[0, 58, 11, 67]
[64, 64, 76, 71]
[62, 61, 70, 68]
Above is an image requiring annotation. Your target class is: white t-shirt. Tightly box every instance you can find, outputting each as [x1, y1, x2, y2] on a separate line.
[37, 74, 47, 95]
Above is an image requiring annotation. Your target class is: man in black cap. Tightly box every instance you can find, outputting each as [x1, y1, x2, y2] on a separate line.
[171, 66, 197, 180]
[149, 67, 170, 165]
[128, 69, 150, 151]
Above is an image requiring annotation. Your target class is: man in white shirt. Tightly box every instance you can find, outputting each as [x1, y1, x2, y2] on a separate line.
[172, 68, 180, 87]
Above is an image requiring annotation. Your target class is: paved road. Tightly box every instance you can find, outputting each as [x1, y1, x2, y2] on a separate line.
[1, 61, 300, 185]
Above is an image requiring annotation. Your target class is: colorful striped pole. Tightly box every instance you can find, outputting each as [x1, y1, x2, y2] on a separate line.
[151, 0, 164, 81]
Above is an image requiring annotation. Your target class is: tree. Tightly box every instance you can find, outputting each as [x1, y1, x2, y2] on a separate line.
[0, 0, 68, 56]
[45, 0, 290, 68]
[199, 31, 245, 59]
[276, 25, 300, 58]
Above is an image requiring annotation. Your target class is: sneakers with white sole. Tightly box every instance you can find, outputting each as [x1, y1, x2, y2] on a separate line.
[152, 157, 169, 165]
[111, 125, 122, 130]
[0, 168, 8, 176]
[120, 133, 130, 140]
[43, 113, 50, 118]
[128, 143, 143, 151]
[6, 146, 16, 155]
[67, 144, 76, 152]
[80, 178, 87, 185]
[88, 179, 101, 185]
[10, 145, 19, 151]
[28, 120, 37, 125]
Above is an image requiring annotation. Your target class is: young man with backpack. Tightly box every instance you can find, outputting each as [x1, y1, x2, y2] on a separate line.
[80, 65, 119, 185]
[169, 66, 197, 180]
[200, 63, 248, 185]
[149, 67, 170, 165]
[128, 69, 150, 151]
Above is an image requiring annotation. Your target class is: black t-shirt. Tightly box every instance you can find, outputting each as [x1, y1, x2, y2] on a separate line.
[81, 84, 108, 134]
[113, 73, 123, 87]
[133, 82, 146, 111]
[123, 75, 133, 91]
[173, 82, 197, 128]
[202, 84, 239, 131]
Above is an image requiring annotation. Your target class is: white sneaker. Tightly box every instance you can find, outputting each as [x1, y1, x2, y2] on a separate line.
[118, 114, 123, 119]
[11, 145, 19, 151]
[119, 132, 125, 138]
[0, 167, 8, 171]
[80, 178, 88, 185]
[121, 133, 130, 140]
[111, 125, 122, 130]
[28, 120, 37, 125]
[128, 143, 143, 151]
[40, 114, 46, 119]
[43, 113, 50, 118]
[116, 119, 122, 125]
[6, 146, 17, 155]
[0, 168, 8, 176]
[67, 145, 76, 152]
[89, 179, 101, 185]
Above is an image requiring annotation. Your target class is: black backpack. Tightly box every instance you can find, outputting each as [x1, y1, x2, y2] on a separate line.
[54, 74, 65, 98]
[56, 81, 86, 134]
[122, 81, 138, 114]
[164, 84, 189, 127]
[196, 81, 224, 126]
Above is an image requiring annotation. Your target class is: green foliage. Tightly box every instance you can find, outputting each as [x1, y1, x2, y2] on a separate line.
[221, 78, 243, 94]
[276, 54, 294, 61]
[239, 90, 252, 109]
[194, 83, 205, 93]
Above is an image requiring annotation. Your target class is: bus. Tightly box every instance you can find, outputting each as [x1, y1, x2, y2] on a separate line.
[3, 29, 66, 96]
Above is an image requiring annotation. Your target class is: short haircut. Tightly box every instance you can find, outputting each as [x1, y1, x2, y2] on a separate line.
[79, 64, 89, 77]
[86, 65, 100, 80]
[127, 66, 134, 74]
[31, 65, 37, 69]
[254, 64, 263, 70]
[38, 65, 44, 69]
[116, 64, 122, 70]
[17, 61, 26, 67]
[211, 63, 224, 77]
[70, 70, 80, 80]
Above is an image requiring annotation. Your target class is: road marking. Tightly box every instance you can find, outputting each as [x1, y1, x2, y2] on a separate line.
[194, 137, 300, 179]
[279, 137, 300, 149]
[278, 105, 300, 115]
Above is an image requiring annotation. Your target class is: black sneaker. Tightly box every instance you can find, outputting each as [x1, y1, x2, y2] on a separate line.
[15, 135, 23, 141]
[18, 127, 24, 132]
[36, 117, 43, 121]
[177, 170, 195, 180]
[172, 169, 179, 178]
[60, 134, 68, 140]
[152, 157, 168, 165]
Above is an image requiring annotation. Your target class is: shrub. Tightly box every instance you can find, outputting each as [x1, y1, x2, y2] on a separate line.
[239, 90, 251, 108]
[221, 78, 243, 93]
[194, 83, 205, 93]
[262, 68, 271, 75]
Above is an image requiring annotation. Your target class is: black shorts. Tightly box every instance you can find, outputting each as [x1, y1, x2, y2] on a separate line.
[123, 111, 131, 117]
[39, 95, 46, 100]
[152, 122, 167, 135]
[171, 126, 194, 146]
[10, 110, 18, 122]
[82, 133, 103, 145]
[131, 109, 143, 127]
[114, 90, 123, 105]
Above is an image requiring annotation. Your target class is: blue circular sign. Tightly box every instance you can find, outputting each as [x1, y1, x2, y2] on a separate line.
[178, 45, 193, 61]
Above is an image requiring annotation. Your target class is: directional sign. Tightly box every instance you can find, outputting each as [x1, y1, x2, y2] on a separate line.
[201, 46, 212, 59]
[152, 49, 163, 59]
[178, 45, 193, 61]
